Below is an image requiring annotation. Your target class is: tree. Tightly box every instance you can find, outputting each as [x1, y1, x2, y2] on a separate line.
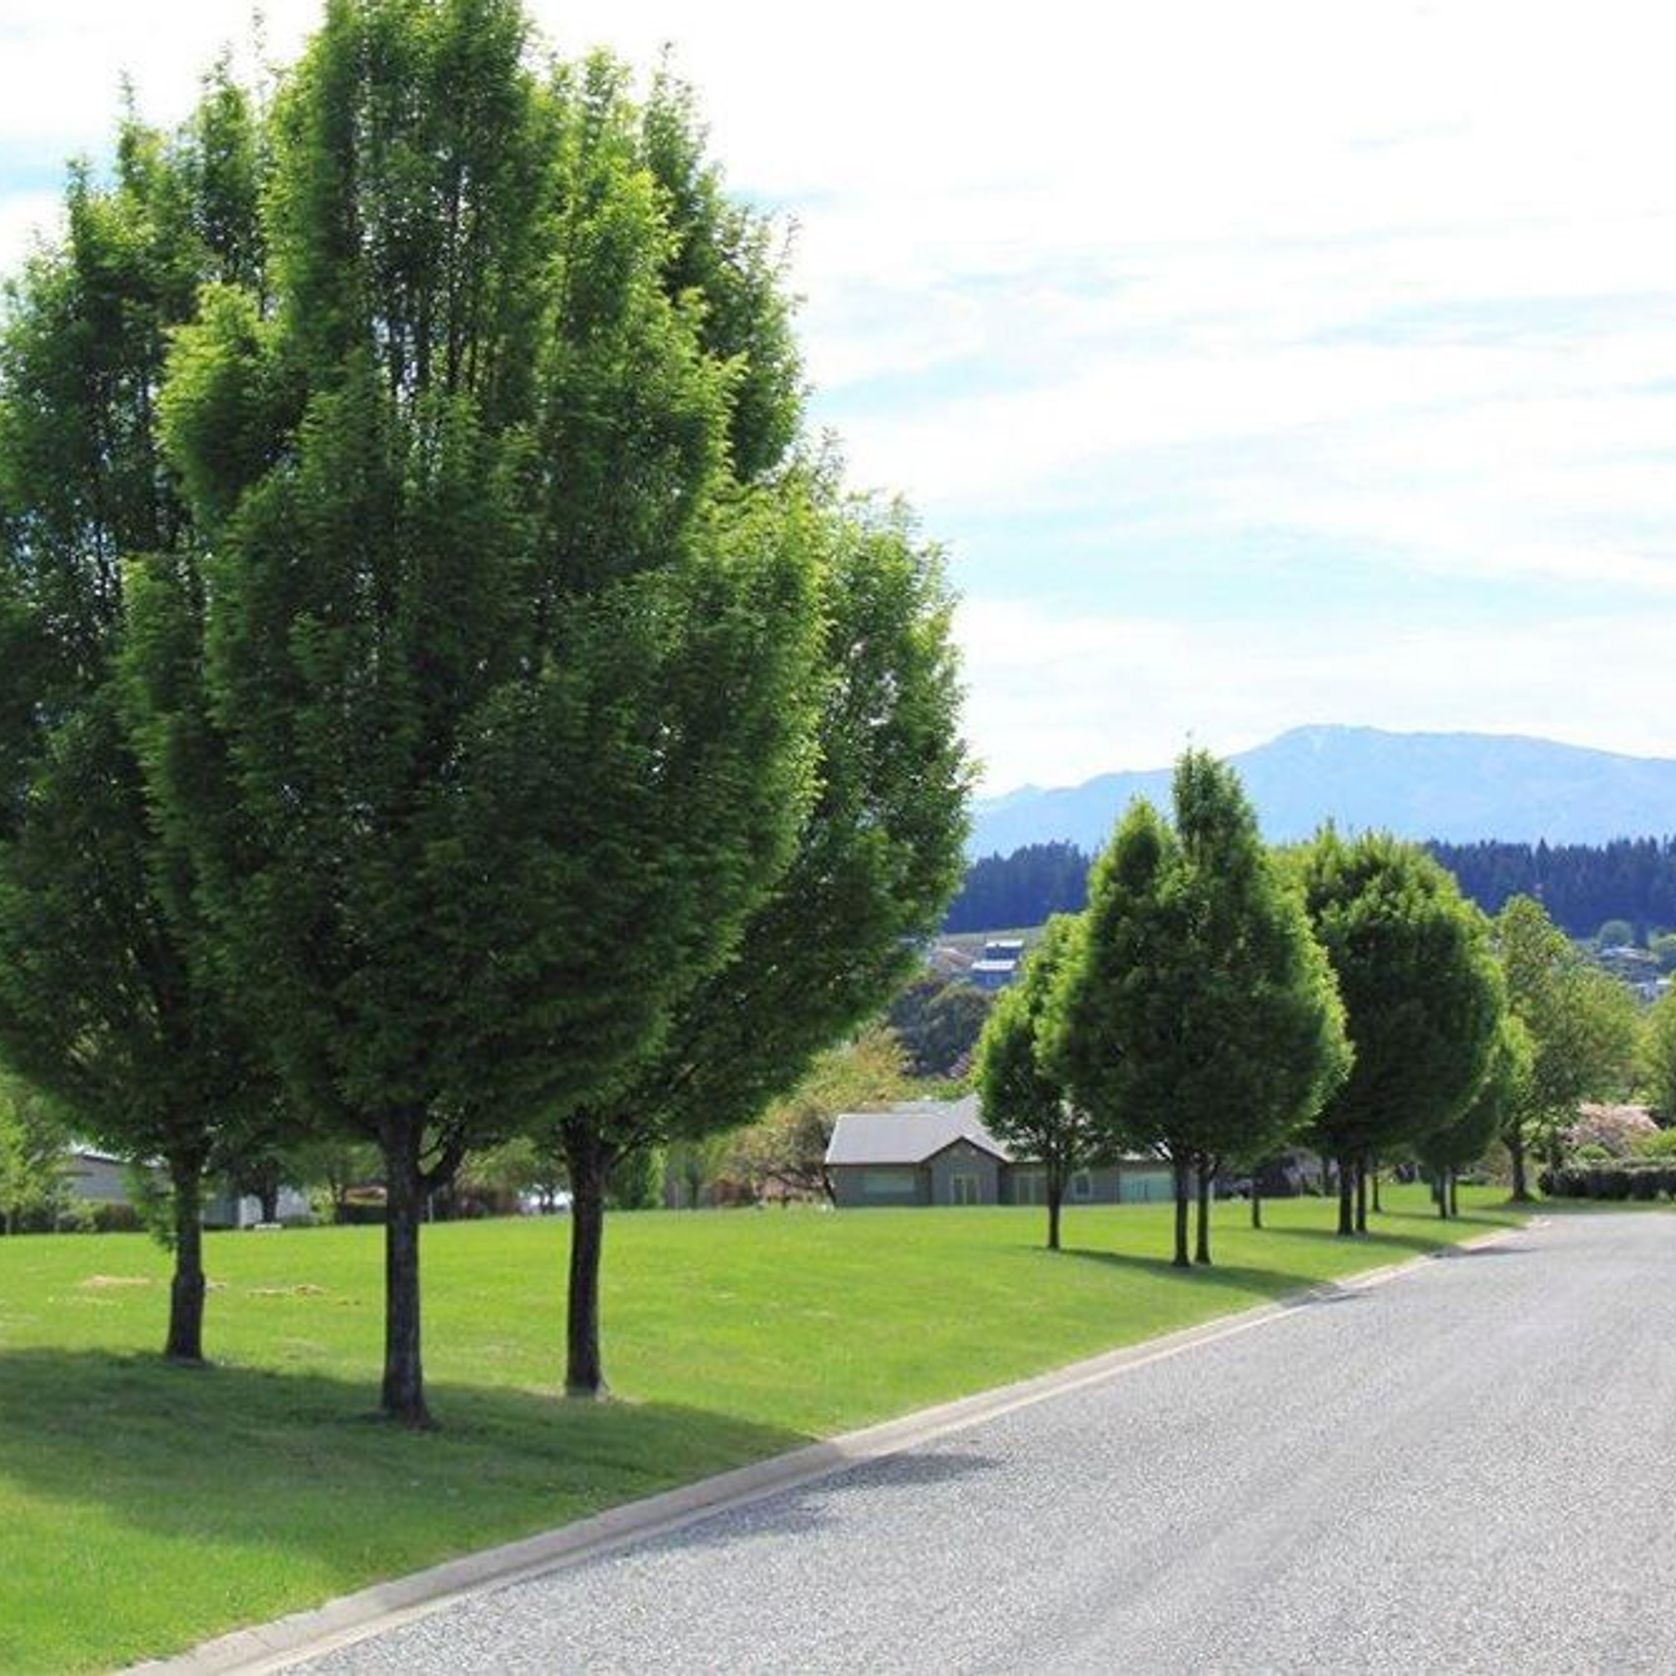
[1051, 753, 1349, 1267]
[0, 75, 280, 1356]
[976, 915, 1100, 1250]
[123, 2, 829, 1425]
[0, 1069, 70, 1234]
[1496, 895, 1642, 1199]
[549, 493, 968, 1396]
[887, 974, 994, 1078]
[1418, 1015, 1532, 1218]
[1291, 831, 1504, 1236]
[725, 1026, 909, 1204]
[1643, 988, 1676, 1123]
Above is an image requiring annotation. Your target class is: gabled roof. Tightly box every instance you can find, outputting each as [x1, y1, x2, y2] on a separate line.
[825, 1095, 1013, 1166]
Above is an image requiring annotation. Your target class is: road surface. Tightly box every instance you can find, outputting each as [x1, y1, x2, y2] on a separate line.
[306, 1212, 1676, 1673]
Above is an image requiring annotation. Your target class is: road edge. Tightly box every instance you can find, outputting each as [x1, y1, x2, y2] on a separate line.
[138, 1221, 1525, 1674]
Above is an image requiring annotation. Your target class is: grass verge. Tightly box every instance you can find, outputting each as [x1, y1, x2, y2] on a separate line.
[0, 1184, 1522, 1670]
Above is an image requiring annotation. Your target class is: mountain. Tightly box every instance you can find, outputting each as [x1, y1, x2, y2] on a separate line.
[969, 726, 1676, 857]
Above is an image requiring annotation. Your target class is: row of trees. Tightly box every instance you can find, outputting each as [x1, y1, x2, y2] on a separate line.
[976, 753, 1634, 1263]
[949, 834, 1676, 947]
[0, 0, 969, 1424]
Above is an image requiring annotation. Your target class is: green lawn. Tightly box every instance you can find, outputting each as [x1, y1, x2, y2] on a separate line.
[0, 1186, 1522, 1670]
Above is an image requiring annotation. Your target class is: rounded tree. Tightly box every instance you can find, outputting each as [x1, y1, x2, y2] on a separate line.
[1291, 830, 1505, 1236]
[1418, 1013, 1532, 1217]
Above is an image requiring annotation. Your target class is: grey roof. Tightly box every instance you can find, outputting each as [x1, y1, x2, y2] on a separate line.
[825, 1095, 1014, 1166]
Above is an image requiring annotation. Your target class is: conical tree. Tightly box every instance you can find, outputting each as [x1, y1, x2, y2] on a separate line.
[977, 914, 1099, 1251]
[1051, 752, 1349, 1266]
[124, 0, 827, 1425]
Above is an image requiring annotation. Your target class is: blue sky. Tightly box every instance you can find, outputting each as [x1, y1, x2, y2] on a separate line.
[5, 0, 1676, 792]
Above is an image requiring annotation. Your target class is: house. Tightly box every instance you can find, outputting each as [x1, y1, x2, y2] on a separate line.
[968, 938, 1025, 992]
[63, 1146, 311, 1228]
[63, 1146, 143, 1209]
[824, 1094, 1175, 1208]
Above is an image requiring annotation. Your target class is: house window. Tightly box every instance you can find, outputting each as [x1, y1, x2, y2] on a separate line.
[1012, 1169, 1046, 1206]
[861, 1169, 917, 1199]
[950, 1172, 980, 1206]
[1071, 1169, 1093, 1202]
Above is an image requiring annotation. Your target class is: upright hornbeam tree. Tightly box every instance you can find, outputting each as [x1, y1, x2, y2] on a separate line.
[1419, 1013, 1531, 1218]
[0, 78, 279, 1362]
[977, 914, 1098, 1252]
[1289, 829, 1505, 1236]
[555, 493, 970, 1396]
[1050, 753, 1349, 1267]
[124, 0, 827, 1425]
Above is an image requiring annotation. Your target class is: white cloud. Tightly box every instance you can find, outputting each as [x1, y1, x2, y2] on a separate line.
[958, 595, 1676, 792]
[5, 0, 1676, 783]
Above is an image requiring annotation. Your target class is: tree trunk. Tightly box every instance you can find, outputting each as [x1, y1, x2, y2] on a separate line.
[1508, 1125, 1531, 1202]
[1171, 1156, 1190, 1268]
[1046, 1162, 1063, 1251]
[1250, 1177, 1263, 1230]
[1336, 1151, 1355, 1235]
[165, 1159, 207, 1363]
[1449, 1170, 1460, 1218]
[1354, 1154, 1368, 1234]
[1371, 1158, 1382, 1215]
[564, 1124, 611, 1398]
[1435, 1169, 1448, 1218]
[379, 1122, 430, 1427]
[259, 1182, 280, 1224]
[1194, 1161, 1213, 1265]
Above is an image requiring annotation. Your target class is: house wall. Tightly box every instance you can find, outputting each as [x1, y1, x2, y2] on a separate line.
[1000, 1162, 1176, 1206]
[927, 1140, 1000, 1206]
[1116, 1165, 1175, 1204]
[829, 1164, 929, 1209]
[64, 1153, 135, 1205]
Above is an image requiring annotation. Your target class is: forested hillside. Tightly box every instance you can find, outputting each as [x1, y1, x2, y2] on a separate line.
[1428, 838, 1676, 938]
[943, 842, 1090, 932]
[945, 835, 1676, 941]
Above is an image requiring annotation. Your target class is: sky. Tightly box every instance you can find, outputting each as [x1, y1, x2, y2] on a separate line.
[3, 1, 1676, 793]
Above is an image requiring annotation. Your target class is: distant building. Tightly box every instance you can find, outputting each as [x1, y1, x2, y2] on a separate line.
[63, 1146, 310, 1227]
[63, 1146, 143, 1209]
[968, 937, 1025, 991]
[824, 1095, 1173, 1208]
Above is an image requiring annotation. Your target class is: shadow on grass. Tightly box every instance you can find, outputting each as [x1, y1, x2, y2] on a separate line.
[1271, 1224, 1513, 1259]
[0, 1346, 809, 1581]
[1055, 1246, 1334, 1301]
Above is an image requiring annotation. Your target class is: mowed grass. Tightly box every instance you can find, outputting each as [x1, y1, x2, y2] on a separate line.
[0, 1185, 1522, 1670]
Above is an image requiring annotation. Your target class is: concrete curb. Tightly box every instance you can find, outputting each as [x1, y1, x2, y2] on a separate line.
[138, 1222, 1525, 1674]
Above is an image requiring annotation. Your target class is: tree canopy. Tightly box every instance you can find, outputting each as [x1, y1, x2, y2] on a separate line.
[1051, 753, 1349, 1266]
[0, 72, 279, 1359]
[1495, 894, 1641, 1200]
[1290, 829, 1504, 1235]
[115, 0, 871, 1424]
[977, 914, 1098, 1251]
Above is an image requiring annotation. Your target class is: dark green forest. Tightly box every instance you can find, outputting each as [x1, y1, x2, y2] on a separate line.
[946, 835, 1676, 941]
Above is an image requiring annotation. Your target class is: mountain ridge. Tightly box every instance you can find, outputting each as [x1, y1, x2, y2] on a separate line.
[970, 726, 1676, 856]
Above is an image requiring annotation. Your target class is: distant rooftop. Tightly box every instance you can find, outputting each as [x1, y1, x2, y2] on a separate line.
[826, 1096, 1010, 1166]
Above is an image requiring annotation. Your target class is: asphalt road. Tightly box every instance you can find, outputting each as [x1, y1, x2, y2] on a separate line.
[305, 1212, 1676, 1674]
